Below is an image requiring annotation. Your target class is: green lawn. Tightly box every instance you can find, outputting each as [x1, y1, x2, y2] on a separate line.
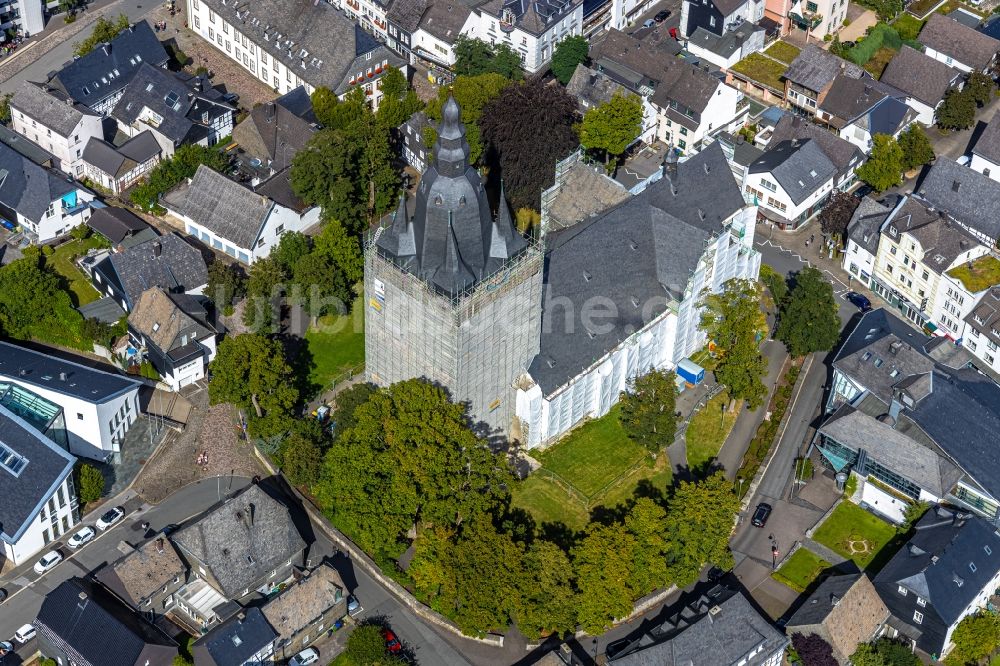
[772, 548, 831, 593]
[731, 53, 789, 91]
[512, 473, 592, 531]
[303, 295, 366, 394]
[892, 13, 925, 40]
[863, 47, 897, 78]
[45, 237, 106, 307]
[764, 41, 801, 64]
[685, 391, 739, 470]
[947, 255, 1000, 293]
[813, 501, 897, 569]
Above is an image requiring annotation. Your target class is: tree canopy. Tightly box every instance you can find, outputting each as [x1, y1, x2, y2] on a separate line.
[208, 334, 299, 428]
[74, 13, 130, 56]
[944, 612, 1000, 666]
[551, 35, 589, 84]
[776, 267, 841, 357]
[700, 279, 769, 409]
[453, 36, 524, 79]
[618, 369, 678, 453]
[897, 124, 934, 173]
[857, 134, 903, 192]
[937, 87, 976, 131]
[851, 638, 921, 666]
[0, 251, 91, 350]
[580, 92, 644, 168]
[130, 143, 229, 213]
[965, 71, 995, 108]
[791, 633, 838, 666]
[817, 190, 860, 240]
[424, 73, 512, 165]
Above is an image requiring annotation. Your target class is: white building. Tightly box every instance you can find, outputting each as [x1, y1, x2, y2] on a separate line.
[0, 341, 142, 463]
[843, 197, 890, 289]
[9, 81, 103, 177]
[744, 138, 836, 230]
[962, 286, 1000, 375]
[0, 400, 78, 568]
[880, 46, 962, 126]
[186, 0, 405, 108]
[969, 116, 1000, 182]
[931, 254, 1000, 343]
[163, 165, 320, 264]
[686, 22, 765, 69]
[918, 13, 1000, 75]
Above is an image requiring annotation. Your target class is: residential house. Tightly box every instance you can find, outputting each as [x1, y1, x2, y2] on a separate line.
[95, 536, 188, 623]
[765, 113, 865, 189]
[0, 0, 44, 41]
[81, 131, 163, 195]
[171, 483, 307, 602]
[969, 115, 1000, 181]
[474, 0, 586, 73]
[0, 140, 95, 243]
[516, 145, 760, 447]
[784, 45, 865, 117]
[0, 341, 142, 462]
[821, 308, 1000, 524]
[880, 46, 962, 125]
[918, 158, 1000, 245]
[870, 195, 987, 330]
[843, 196, 892, 288]
[9, 80, 103, 177]
[163, 165, 321, 264]
[715, 130, 764, 183]
[34, 578, 178, 666]
[745, 138, 837, 229]
[873, 509, 1000, 660]
[567, 63, 658, 144]
[0, 401, 77, 567]
[679, 0, 765, 39]
[45, 21, 170, 116]
[398, 110, 433, 172]
[932, 254, 1000, 343]
[582, 0, 656, 34]
[765, 0, 846, 39]
[387, 0, 480, 70]
[818, 75, 916, 152]
[686, 21, 766, 69]
[784, 573, 890, 665]
[261, 564, 349, 660]
[918, 13, 1000, 74]
[191, 608, 278, 666]
[89, 233, 209, 312]
[231, 86, 318, 184]
[0, 124, 57, 168]
[963, 286, 1000, 376]
[185, 0, 405, 107]
[607, 585, 788, 665]
[128, 288, 218, 391]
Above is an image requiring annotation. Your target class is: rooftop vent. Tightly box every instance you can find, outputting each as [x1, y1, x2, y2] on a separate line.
[952, 180, 961, 193]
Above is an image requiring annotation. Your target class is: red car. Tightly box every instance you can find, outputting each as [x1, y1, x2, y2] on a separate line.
[382, 628, 402, 654]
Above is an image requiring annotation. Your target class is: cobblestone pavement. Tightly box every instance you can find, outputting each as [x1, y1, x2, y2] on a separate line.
[134, 385, 264, 503]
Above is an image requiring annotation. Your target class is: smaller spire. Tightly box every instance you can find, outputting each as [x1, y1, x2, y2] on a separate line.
[439, 96, 464, 140]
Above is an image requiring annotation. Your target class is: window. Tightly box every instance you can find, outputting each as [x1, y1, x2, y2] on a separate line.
[77, 413, 84, 420]
[986, 353, 995, 364]
[194, 16, 200, 28]
[898, 585, 908, 596]
[916, 596, 926, 607]
[913, 610, 923, 624]
[890, 246, 897, 255]
[760, 179, 777, 192]
[921, 270, 929, 280]
[970, 562, 978, 572]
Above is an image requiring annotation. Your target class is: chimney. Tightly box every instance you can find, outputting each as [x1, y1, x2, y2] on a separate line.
[65, 96, 73, 106]
[78, 590, 88, 601]
[247, 502, 255, 527]
[662, 150, 679, 183]
[59, 371, 67, 381]
[153, 242, 162, 257]
[237, 611, 246, 623]
[265, 102, 276, 123]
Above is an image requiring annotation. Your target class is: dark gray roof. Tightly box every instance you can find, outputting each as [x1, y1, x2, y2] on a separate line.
[785, 574, 865, 627]
[529, 144, 743, 395]
[35, 578, 177, 666]
[711, 0, 748, 16]
[388, 0, 428, 32]
[0, 340, 140, 403]
[590, 29, 685, 94]
[232, 87, 317, 172]
[767, 114, 864, 175]
[918, 158, 1000, 240]
[717, 131, 764, 168]
[862, 96, 917, 136]
[253, 169, 306, 213]
[880, 46, 959, 107]
[688, 23, 763, 59]
[784, 44, 864, 92]
[49, 21, 169, 108]
[87, 206, 154, 246]
[376, 97, 527, 296]
[84, 131, 161, 178]
[163, 165, 274, 250]
[0, 404, 75, 545]
[192, 607, 278, 666]
[196, 0, 402, 94]
[418, 0, 475, 43]
[78, 296, 128, 324]
[0, 140, 82, 222]
[102, 233, 209, 309]
[171, 483, 306, 599]
[566, 64, 629, 112]
[0, 124, 56, 167]
[885, 197, 982, 276]
[919, 13, 999, 71]
[11, 80, 98, 136]
[846, 196, 892, 256]
[948, 7, 982, 28]
[818, 74, 898, 125]
[972, 115, 1000, 165]
[118, 130, 162, 163]
[873, 510, 1000, 655]
[964, 287, 1000, 347]
[749, 138, 836, 205]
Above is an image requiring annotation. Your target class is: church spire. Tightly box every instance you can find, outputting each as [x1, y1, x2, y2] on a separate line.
[434, 96, 471, 177]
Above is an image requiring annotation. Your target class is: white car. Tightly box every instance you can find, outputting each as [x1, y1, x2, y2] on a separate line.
[12, 623, 35, 644]
[95, 506, 125, 531]
[66, 526, 96, 549]
[347, 595, 362, 616]
[33, 550, 62, 575]
[289, 648, 320, 666]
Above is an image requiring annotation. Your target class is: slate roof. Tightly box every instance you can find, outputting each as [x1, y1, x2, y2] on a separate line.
[86, 206, 154, 246]
[566, 64, 630, 112]
[846, 196, 892, 257]
[162, 165, 274, 251]
[873, 509, 1000, 655]
[231, 86, 317, 172]
[883, 196, 983, 276]
[253, 169, 307, 213]
[859, 95, 917, 137]
[83, 130, 161, 179]
[77, 296, 128, 325]
[880, 46, 959, 107]
[477, 0, 582, 37]
[918, 158, 1000, 240]
[0, 140, 83, 222]
[95, 537, 186, 607]
[260, 564, 348, 643]
[688, 23, 764, 60]
[196, 0, 402, 94]
[767, 114, 864, 175]
[0, 124, 56, 167]
[48, 21, 169, 108]
[129, 287, 215, 356]
[919, 13, 1000, 71]
[748, 138, 836, 205]
[948, 7, 982, 28]
[419, 0, 475, 43]
[0, 404, 75, 545]
[819, 74, 897, 125]
[191, 607, 277, 666]
[11, 80, 98, 136]
[785, 573, 867, 626]
[964, 287, 1000, 347]
[529, 144, 743, 395]
[0, 340, 140, 403]
[171, 483, 306, 599]
[34, 578, 177, 666]
[972, 115, 1000, 165]
[387, 0, 428, 33]
[711, 0, 748, 16]
[102, 233, 209, 309]
[784, 44, 864, 93]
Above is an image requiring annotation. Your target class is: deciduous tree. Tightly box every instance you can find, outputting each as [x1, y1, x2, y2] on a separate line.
[699, 279, 769, 409]
[817, 190, 860, 240]
[454, 36, 524, 79]
[242, 256, 286, 332]
[573, 522, 637, 634]
[281, 431, 323, 487]
[618, 369, 678, 453]
[205, 260, 246, 311]
[776, 266, 841, 357]
[375, 66, 424, 129]
[625, 498, 671, 595]
[514, 540, 578, 639]
[74, 13, 129, 56]
[663, 473, 738, 586]
[791, 633, 838, 666]
[944, 612, 1000, 666]
[965, 71, 995, 108]
[345, 624, 390, 665]
[551, 35, 589, 84]
[579, 92, 644, 168]
[857, 133, 903, 192]
[313, 218, 364, 285]
[897, 124, 935, 172]
[208, 333, 299, 422]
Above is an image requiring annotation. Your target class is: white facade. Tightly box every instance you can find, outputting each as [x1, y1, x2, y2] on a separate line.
[969, 152, 1000, 182]
[19, 188, 96, 244]
[2, 475, 78, 567]
[743, 169, 834, 227]
[843, 237, 878, 286]
[164, 336, 217, 392]
[115, 106, 234, 158]
[932, 269, 988, 342]
[964, 299, 1000, 373]
[10, 107, 103, 177]
[923, 45, 975, 74]
[82, 151, 161, 196]
[902, 97, 937, 127]
[654, 82, 743, 154]
[472, 6, 585, 74]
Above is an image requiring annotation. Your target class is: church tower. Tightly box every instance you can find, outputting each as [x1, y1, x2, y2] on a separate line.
[364, 97, 543, 435]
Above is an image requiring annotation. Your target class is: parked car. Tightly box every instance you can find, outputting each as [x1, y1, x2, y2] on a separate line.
[160, 524, 180, 536]
[382, 628, 402, 654]
[751, 502, 772, 528]
[67, 526, 96, 549]
[0, 640, 12, 656]
[289, 648, 319, 666]
[0, 588, 6, 604]
[96, 506, 125, 531]
[12, 624, 35, 644]
[33, 550, 62, 575]
[654, 9, 671, 21]
[0, 220, 14, 232]
[642, 18, 655, 27]
[845, 291, 872, 312]
[347, 595, 362, 616]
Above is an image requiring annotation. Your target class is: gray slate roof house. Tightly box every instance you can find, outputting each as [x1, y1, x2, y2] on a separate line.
[767, 114, 864, 177]
[231, 86, 318, 174]
[748, 138, 836, 205]
[964, 286, 1000, 348]
[0, 140, 87, 223]
[0, 124, 56, 167]
[0, 340, 140, 403]
[880, 46, 960, 108]
[10, 80, 99, 137]
[95, 537, 187, 609]
[883, 196, 982, 277]
[918, 158, 1000, 241]
[46, 21, 169, 111]
[872, 508, 1000, 657]
[171, 483, 307, 599]
[785, 44, 864, 94]
[260, 563, 348, 656]
[971, 115, 1000, 166]
[566, 63, 630, 112]
[919, 13, 1000, 71]
[0, 404, 76, 547]
[846, 196, 893, 258]
[820, 75, 916, 135]
[82, 131, 161, 183]
[128, 287, 216, 363]
[86, 206, 157, 249]
[688, 23, 764, 63]
[477, 0, 582, 36]
[414, 0, 477, 49]
[191, 607, 278, 666]
[92, 233, 209, 310]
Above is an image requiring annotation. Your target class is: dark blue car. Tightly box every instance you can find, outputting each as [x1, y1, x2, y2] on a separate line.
[0, 219, 15, 231]
[845, 291, 872, 312]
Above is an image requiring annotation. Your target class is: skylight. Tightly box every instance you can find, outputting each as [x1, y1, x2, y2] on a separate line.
[164, 91, 180, 108]
[0, 441, 27, 476]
